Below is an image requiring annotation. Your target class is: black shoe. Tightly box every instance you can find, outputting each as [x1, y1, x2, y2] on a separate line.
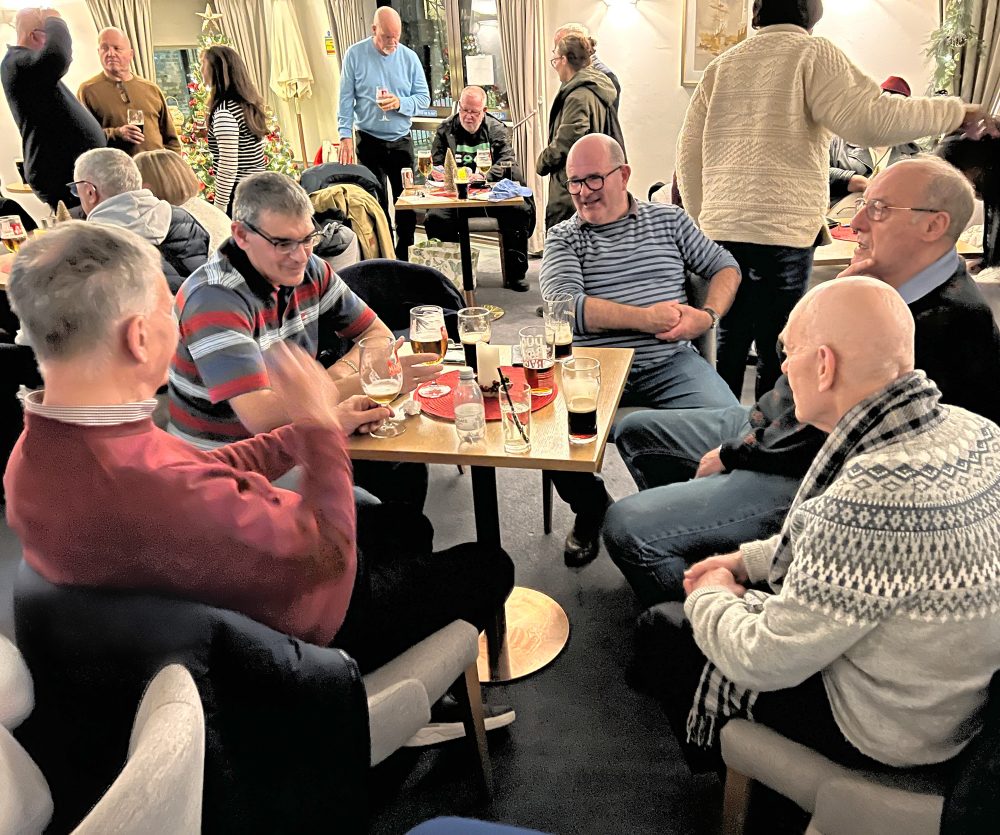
[403, 694, 516, 747]
[504, 276, 529, 292]
[535, 305, 544, 317]
[563, 495, 614, 568]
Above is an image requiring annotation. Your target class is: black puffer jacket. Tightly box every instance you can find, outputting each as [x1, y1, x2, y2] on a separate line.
[159, 206, 210, 291]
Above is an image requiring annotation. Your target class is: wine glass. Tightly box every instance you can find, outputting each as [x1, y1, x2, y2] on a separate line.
[126, 108, 144, 136]
[374, 86, 391, 122]
[416, 150, 432, 183]
[475, 149, 492, 181]
[359, 335, 405, 438]
[0, 215, 27, 254]
[457, 306, 492, 372]
[409, 304, 450, 398]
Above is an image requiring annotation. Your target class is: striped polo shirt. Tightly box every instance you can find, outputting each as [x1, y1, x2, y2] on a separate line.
[169, 240, 376, 448]
[538, 197, 739, 367]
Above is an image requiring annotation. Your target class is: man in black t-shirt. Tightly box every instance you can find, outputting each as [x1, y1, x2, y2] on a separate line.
[426, 86, 535, 292]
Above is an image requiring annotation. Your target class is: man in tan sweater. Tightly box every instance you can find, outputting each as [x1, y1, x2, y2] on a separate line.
[676, 0, 995, 402]
[77, 27, 180, 156]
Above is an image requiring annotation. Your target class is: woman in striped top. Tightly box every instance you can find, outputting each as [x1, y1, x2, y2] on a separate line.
[201, 45, 267, 216]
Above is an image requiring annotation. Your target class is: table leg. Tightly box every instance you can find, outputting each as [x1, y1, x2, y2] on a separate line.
[457, 211, 475, 307]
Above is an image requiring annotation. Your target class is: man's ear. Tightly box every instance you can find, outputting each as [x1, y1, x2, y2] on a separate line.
[922, 210, 951, 243]
[816, 344, 836, 392]
[231, 221, 250, 251]
[123, 314, 150, 364]
[620, 164, 632, 188]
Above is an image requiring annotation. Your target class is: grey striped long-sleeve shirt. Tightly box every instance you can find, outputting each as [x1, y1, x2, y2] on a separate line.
[539, 197, 739, 366]
[208, 100, 266, 216]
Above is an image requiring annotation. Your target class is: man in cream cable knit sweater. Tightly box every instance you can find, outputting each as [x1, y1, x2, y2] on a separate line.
[670, 277, 1000, 771]
[677, 0, 997, 401]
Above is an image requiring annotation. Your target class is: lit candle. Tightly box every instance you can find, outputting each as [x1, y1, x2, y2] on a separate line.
[476, 343, 500, 388]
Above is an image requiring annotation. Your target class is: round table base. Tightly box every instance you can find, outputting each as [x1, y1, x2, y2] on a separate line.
[477, 586, 570, 683]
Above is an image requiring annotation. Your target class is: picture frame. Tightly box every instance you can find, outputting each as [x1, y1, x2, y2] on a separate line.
[681, 0, 752, 87]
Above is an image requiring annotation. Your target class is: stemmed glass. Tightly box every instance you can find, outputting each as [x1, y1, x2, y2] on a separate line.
[359, 335, 405, 437]
[375, 85, 391, 122]
[475, 149, 493, 181]
[409, 304, 450, 398]
[457, 306, 492, 372]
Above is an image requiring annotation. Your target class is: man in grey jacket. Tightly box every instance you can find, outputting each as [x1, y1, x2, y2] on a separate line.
[72, 147, 208, 292]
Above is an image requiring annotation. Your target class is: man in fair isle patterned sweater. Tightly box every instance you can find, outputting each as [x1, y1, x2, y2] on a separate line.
[674, 277, 1000, 770]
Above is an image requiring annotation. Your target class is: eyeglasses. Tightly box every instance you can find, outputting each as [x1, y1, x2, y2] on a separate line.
[459, 106, 484, 117]
[66, 180, 96, 198]
[566, 165, 623, 195]
[117, 81, 130, 104]
[854, 197, 942, 222]
[549, 55, 563, 69]
[242, 220, 326, 254]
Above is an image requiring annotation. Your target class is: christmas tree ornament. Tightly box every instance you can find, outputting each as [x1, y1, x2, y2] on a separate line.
[444, 148, 458, 193]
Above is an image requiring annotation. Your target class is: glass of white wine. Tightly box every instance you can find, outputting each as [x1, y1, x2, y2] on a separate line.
[375, 86, 391, 122]
[474, 149, 493, 181]
[359, 335, 405, 438]
[416, 150, 432, 183]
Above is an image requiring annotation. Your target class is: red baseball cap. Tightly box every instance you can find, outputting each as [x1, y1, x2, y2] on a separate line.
[881, 76, 911, 97]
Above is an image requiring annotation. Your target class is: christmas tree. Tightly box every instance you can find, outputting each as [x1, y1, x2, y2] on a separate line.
[178, 3, 299, 204]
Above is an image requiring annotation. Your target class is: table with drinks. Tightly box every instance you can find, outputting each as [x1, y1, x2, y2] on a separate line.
[349, 301, 633, 682]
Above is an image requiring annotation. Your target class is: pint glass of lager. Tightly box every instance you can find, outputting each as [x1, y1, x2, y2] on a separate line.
[562, 357, 600, 444]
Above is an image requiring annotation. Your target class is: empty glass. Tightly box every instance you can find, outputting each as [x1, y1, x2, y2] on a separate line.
[499, 381, 531, 454]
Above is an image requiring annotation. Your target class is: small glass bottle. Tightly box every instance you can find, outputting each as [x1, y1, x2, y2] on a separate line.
[454, 367, 486, 443]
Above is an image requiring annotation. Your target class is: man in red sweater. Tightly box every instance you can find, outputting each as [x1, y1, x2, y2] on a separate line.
[4, 223, 514, 704]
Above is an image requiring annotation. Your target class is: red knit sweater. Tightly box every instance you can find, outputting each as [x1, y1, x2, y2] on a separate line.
[4, 413, 358, 645]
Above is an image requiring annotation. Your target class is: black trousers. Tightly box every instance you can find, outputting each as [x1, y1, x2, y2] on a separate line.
[356, 130, 417, 260]
[332, 503, 515, 674]
[424, 202, 534, 282]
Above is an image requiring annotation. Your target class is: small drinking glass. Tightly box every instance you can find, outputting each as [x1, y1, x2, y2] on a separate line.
[409, 304, 450, 398]
[499, 381, 532, 454]
[562, 357, 601, 445]
[0, 215, 27, 254]
[126, 108, 144, 133]
[543, 291, 575, 361]
[359, 335, 405, 438]
[457, 306, 492, 373]
[519, 325, 555, 396]
[375, 86, 391, 122]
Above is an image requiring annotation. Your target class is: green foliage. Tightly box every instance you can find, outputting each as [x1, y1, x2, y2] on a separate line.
[925, 0, 981, 94]
[178, 30, 299, 204]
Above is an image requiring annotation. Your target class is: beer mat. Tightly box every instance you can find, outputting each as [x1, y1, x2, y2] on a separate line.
[415, 367, 557, 421]
[830, 226, 859, 242]
[482, 304, 505, 321]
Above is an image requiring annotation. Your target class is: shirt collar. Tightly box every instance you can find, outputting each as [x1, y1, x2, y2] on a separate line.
[23, 389, 157, 426]
[896, 250, 962, 305]
[574, 193, 639, 228]
[220, 238, 282, 302]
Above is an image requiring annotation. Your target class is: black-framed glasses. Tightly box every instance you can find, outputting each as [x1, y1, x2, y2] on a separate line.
[116, 81, 130, 104]
[566, 165, 624, 195]
[66, 180, 95, 198]
[242, 220, 326, 255]
[854, 197, 942, 222]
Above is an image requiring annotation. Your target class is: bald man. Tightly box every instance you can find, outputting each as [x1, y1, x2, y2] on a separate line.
[607, 156, 1000, 606]
[337, 7, 430, 260]
[77, 27, 180, 156]
[1, 7, 106, 209]
[658, 276, 1000, 772]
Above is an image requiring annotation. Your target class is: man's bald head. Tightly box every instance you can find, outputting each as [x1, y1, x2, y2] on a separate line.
[567, 134, 625, 172]
[565, 135, 630, 226]
[782, 277, 915, 430]
[15, 8, 54, 49]
[372, 7, 402, 54]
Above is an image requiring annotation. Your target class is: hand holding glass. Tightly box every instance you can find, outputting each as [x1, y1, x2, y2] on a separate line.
[375, 86, 391, 121]
[126, 108, 144, 133]
[409, 305, 450, 398]
[457, 306, 492, 372]
[359, 335, 405, 437]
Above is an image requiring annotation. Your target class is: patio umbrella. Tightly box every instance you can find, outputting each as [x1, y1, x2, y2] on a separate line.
[269, 0, 313, 167]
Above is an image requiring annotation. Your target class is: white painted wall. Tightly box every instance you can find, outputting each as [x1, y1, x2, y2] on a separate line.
[540, 0, 941, 198]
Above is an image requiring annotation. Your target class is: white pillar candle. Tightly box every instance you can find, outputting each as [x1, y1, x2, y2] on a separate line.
[476, 343, 501, 388]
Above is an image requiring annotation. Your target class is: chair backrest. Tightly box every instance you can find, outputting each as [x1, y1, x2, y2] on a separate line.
[684, 272, 716, 366]
[73, 664, 204, 835]
[300, 162, 386, 211]
[14, 561, 370, 834]
[0, 633, 33, 730]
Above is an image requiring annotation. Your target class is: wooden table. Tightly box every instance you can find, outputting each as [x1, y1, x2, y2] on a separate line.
[815, 235, 982, 268]
[395, 189, 525, 306]
[348, 345, 634, 681]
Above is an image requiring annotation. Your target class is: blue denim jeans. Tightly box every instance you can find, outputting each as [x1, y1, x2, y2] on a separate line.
[715, 241, 815, 400]
[550, 344, 738, 522]
[604, 405, 800, 605]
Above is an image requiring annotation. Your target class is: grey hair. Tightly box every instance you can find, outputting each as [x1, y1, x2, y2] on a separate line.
[913, 154, 975, 243]
[74, 147, 142, 198]
[7, 222, 163, 362]
[233, 172, 314, 227]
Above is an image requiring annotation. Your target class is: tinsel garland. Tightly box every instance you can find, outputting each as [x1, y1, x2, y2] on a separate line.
[925, 0, 982, 94]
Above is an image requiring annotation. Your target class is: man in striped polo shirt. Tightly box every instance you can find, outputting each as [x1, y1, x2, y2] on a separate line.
[540, 134, 741, 566]
[169, 172, 441, 506]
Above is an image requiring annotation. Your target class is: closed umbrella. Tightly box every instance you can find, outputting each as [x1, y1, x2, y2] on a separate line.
[269, 0, 313, 167]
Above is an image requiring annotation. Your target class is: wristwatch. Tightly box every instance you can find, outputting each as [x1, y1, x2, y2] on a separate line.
[702, 307, 721, 329]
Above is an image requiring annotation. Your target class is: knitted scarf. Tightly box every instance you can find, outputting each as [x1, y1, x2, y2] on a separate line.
[686, 371, 944, 749]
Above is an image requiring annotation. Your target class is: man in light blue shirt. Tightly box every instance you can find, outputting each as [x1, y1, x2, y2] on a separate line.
[337, 6, 430, 260]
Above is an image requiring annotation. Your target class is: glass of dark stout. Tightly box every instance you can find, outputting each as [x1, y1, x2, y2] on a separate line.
[542, 291, 575, 360]
[457, 306, 492, 372]
[562, 357, 600, 444]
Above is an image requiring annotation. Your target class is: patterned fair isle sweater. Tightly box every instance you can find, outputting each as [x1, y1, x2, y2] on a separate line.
[685, 373, 1000, 766]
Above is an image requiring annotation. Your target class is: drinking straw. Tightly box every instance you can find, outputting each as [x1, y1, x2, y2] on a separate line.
[497, 367, 529, 444]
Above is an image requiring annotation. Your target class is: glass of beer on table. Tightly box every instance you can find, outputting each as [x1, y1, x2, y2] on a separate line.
[543, 291, 575, 360]
[457, 306, 491, 372]
[416, 150, 432, 182]
[518, 325, 555, 396]
[0, 216, 27, 254]
[562, 357, 600, 444]
[409, 304, 450, 398]
[358, 335, 405, 438]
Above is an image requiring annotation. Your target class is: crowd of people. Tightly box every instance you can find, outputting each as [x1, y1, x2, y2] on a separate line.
[4, 0, 1000, 825]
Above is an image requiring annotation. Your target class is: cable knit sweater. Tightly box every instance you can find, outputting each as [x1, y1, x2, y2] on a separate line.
[676, 25, 966, 248]
[685, 374, 1000, 766]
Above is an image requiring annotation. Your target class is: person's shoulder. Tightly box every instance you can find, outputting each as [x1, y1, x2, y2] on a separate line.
[77, 72, 105, 92]
[132, 74, 162, 93]
[544, 217, 584, 248]
[177, 251, 248, 306]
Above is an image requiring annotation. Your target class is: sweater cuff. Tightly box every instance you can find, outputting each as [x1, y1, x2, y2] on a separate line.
[740, 535, 781, 584]
[683, 584, 738, 621]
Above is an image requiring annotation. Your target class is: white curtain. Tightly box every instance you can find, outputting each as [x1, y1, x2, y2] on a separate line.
[215, 0, 271, 103]
[325, 0, 366, 69]
[958, 0, 1000, 113]
[497, 0, 546, 253]
[84, 0, 155, 80]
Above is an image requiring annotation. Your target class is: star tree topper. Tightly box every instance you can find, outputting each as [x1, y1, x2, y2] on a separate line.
[197, 2, 224, 33]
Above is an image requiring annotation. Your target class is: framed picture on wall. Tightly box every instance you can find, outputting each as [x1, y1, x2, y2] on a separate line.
[681, 0, 751, 87]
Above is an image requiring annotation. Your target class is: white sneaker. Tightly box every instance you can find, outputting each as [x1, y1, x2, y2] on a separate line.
[403, 699, 516, 747]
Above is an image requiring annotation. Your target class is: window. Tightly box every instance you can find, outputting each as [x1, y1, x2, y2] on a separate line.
[381, 0, 509, 118]
[153, 47, 200, 118]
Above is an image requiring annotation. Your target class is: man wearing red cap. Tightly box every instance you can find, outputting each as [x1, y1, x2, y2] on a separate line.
[829, 76, 921, 205]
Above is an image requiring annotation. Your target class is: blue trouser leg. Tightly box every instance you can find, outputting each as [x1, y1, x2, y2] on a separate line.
[603, 468, 800, 605]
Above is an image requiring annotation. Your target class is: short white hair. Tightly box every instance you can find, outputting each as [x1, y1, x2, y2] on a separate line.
[74, 148, 142, 198]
